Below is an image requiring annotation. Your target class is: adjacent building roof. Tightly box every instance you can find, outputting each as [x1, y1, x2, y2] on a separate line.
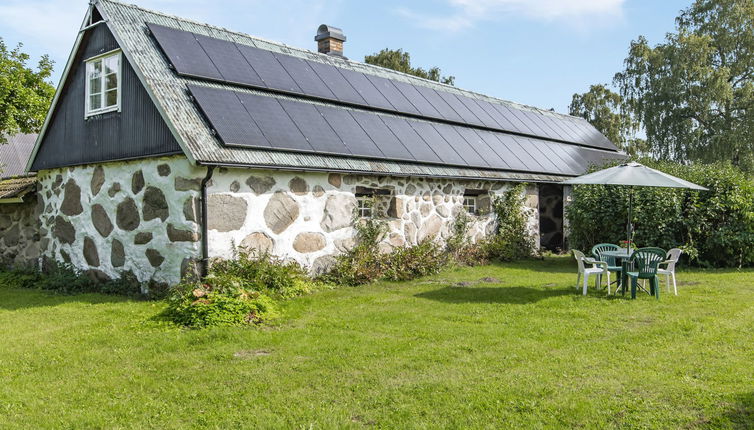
[1, 133, 37, 179]
[0, 176, 37, 201]
[30, 0, 625, 182]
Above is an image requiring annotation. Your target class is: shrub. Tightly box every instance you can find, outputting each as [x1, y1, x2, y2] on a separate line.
[382, 240, 448, 281]
[163, 279, 277, 328]
[484, 184, 537, 262]
[210, 250, 315, 299]
[0, 262, 144, 297]
[566, 160, 754, 268]
[162, 250, 318, 328]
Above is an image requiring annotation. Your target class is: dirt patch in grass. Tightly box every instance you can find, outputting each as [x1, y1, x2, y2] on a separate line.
[479, 277, 502, 283]
[233, 349, 272, 359]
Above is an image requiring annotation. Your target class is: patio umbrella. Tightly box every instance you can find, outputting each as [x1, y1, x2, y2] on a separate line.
[561, 162, 708, 248]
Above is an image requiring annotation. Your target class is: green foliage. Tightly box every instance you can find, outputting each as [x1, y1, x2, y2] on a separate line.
[0, 261, 143, 296]
[484, 184, 536, 262]
[614, 0, 754, 172]
[566, 160, 754, 267]
[211, 250, 315, 299]
[381, 240, 448, 282]
[364, 48, 455, 85]
[322, 205, 448, 286]
[0, 39, 55, 144]
[163, 281, 276, 328]
[569, 84, 646, 155]
[162, 251, 319, 328]
[323, 186, 536, 285]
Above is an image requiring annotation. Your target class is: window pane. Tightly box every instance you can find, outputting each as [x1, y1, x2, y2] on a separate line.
[90, 77, 102, 94]
[92, 59, 102, 74]
[90, 94, 101, 110]
[105, 89, 118, 107]
[105, 73, 118, 91]
[104, 55, 119, 75]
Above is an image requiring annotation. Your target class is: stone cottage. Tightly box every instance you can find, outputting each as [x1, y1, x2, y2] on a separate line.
[22, 0, 624, 285]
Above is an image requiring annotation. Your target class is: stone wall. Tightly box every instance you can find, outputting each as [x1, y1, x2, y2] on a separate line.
[37, 156, 205, 285]
[0, 197, 40, 268]
[206, 168, 540, 274]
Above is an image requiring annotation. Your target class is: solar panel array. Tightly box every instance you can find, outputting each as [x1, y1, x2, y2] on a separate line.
[188, 85, 618, 175]
[147, 23, 616, 152]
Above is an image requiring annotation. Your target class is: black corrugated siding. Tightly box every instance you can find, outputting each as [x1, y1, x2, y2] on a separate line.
[31, 23, 183, 171]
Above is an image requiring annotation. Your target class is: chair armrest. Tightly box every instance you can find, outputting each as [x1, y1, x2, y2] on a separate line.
[657, 259, 674, 269]
[584, 258, 608, 270]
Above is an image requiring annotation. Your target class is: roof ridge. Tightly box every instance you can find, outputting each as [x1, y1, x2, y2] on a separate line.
[96, 0, 586, 122]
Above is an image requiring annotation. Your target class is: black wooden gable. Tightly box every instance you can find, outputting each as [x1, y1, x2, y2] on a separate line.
[30, 22, 182, 171]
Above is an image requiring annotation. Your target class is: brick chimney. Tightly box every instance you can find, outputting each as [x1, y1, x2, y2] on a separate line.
[315, 24, 346, 57]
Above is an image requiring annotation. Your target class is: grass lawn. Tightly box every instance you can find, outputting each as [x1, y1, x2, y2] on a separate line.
[0, 256, 752, 429]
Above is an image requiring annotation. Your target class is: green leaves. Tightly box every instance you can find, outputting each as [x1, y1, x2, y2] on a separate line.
[0, 39, 55, 143]
[566, 160, 754, 268]
[364, 48, 455, 85]
[614, 0, 754, 172]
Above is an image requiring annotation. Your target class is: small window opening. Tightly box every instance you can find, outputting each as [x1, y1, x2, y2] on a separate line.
[355, 186, 391, 218]
[85, 51, 121, 117]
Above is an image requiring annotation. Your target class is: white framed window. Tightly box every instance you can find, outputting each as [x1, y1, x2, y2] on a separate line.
[85, 50, 121, 117]
[356, 194, 373, 218]
[463, 196, 477, 215]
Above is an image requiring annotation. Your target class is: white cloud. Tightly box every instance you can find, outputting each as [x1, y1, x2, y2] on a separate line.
[397, 0, 626, 31]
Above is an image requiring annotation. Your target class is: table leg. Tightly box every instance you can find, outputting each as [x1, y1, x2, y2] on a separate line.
[621, 261, 629, 295]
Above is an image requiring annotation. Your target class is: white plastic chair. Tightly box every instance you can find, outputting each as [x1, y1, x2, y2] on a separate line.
[657, 248, 682, 295]
[573, 250, 611, 296]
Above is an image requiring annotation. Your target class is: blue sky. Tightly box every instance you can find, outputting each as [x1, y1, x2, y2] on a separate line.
[0, 0, 691, 114]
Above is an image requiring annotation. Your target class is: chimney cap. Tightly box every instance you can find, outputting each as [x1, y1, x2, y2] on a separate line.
[315, 24, 346, 42]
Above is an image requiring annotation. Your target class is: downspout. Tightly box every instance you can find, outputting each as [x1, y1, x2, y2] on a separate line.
[200, 165, 215, 279]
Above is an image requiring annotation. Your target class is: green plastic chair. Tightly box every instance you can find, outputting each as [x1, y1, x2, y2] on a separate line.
[626, 247, 666, 299]
[591, 243, 623, 272]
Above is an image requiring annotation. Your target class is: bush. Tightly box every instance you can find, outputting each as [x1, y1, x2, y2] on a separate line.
[323, 185, 536, 285]
[484, 184, 537, 262]
[566, 160, 754, 268]
[0, 262, 144, 297]
[163, 279, 277, 328]
[162, 250, 318, 328]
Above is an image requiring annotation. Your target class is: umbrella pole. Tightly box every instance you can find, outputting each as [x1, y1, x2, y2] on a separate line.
[627, 187, 633, 249]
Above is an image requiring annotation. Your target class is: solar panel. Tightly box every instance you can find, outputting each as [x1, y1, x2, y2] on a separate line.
[436, 91, 482, 125]
[275, 54, 336, 100]
[307, 60, 366, 105]
[519, 137, 566, 174]
[476, 100, 520, 131]
[350, 111, 413, 160]
[524, 111, 562, 141]
[391, 81, 442, 119]
[338, 68, 394, 111]
[193, 33, 265, 87]
[188, 85, 269, 148]
[413, 86, 463, 122]
[408, 121, 466, 166]
[235, 44, 300, 93]
[236, 92, 312, 151]
[365, 74, 421, 115]
[278, 99, 348, 154]
[499, 134, 545, 172]
[431, 124, 490, 168]
[489, 103, 532, 135]
[149, 23, 621, 151]
[147, 23, 222, 80]
[316, 105, 384, 158]
[458, 97, 500, 129]
[453, 128, 509, 170]
[381, 116, 441, 163]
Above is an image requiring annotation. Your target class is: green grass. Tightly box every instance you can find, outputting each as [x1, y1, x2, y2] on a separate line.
[1, 257, 752, 429]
